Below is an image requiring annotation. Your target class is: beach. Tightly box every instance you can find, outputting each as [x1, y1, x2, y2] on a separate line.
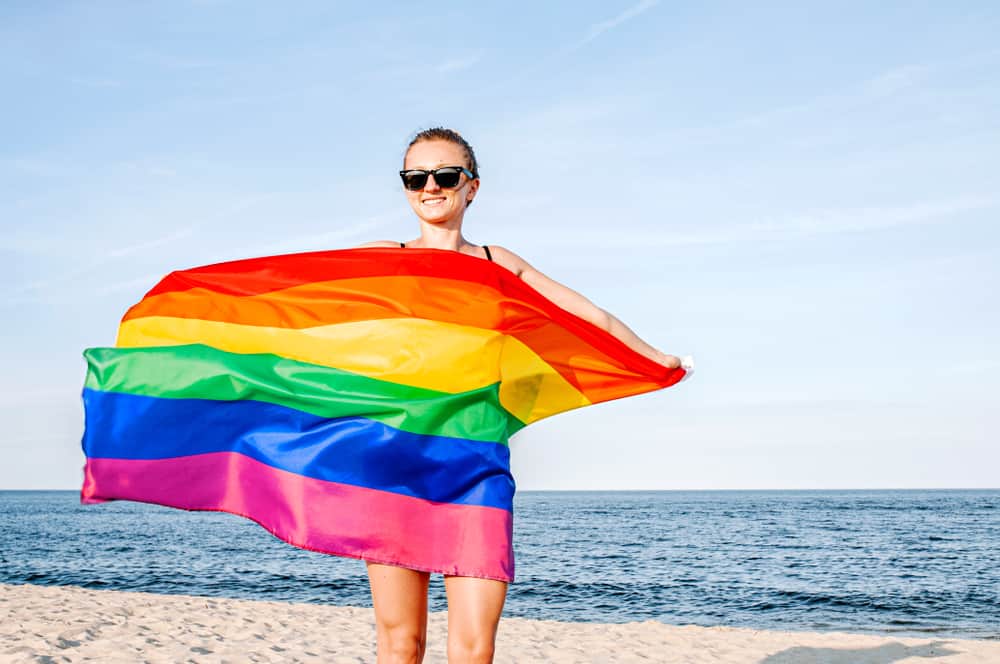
[2, 583, 997, 663]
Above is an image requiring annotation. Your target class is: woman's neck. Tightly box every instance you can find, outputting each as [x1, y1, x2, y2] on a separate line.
[412, 219, 473, 251]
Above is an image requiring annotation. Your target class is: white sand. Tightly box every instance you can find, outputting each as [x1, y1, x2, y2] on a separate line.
[1, 583, 996, 663]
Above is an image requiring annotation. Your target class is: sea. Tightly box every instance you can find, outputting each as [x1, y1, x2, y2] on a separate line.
[1, 489, 998, 639]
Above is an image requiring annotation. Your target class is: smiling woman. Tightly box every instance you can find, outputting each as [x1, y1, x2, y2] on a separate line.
[353, 127, 689, 663]
[389, 127, 484, 250]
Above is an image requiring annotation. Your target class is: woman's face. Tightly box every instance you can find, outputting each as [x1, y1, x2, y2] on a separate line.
[402, 139, 479, 225]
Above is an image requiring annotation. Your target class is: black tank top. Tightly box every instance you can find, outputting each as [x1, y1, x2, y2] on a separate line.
[400, 242, 492, 262]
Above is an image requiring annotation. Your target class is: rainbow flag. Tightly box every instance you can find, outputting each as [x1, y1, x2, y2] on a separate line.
[81, 247, 687, 581]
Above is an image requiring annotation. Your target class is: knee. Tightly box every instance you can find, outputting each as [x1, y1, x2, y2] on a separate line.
[447, 637, 495, 664]
[377, 627, 426, 664]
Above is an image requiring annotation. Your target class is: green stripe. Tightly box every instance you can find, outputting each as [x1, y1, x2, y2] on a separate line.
[84, 345, 525, 443]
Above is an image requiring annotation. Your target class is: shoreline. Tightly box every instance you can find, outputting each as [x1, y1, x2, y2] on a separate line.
[3, 583, 998, 663]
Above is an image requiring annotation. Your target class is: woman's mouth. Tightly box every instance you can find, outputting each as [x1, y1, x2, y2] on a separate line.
[422, 197, 446, 207]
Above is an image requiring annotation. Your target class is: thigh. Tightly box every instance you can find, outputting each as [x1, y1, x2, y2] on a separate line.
[366, 562, 430, 636]
[443, 575, 508, 648]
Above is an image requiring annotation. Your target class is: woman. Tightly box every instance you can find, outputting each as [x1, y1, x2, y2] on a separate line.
[358, 128, 682, 664]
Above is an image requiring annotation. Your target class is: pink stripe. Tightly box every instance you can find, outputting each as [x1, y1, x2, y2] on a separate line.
[82, 453, 514, 581]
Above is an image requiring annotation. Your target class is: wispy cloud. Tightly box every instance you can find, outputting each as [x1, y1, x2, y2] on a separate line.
[69, 77, 123, 89]
[2, 226, 197, 304]
[87, 213, 404, 301]
[576, 0, 659, 48]
[469, 1, 661, 100]
[670, 50, 1000, 143]
[3, 194, 403, 306]
[744, 195, 995, 237]
[106, 227, 194, 259]
[524, 195, 997, 249]
[863, 64, 931, 97]
[436, 52, 483, 74]
[225, 212, 403, 259]
[93, 273, 167, 298]
[135, 50, 222, 71]
[1, 156, 71, 179]
[941, 359, 1000, 376]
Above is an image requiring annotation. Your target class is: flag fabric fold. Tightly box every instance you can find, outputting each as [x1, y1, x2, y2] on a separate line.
[81, 247, 686, 581]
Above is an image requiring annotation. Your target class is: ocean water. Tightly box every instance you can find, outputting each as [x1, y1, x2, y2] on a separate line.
[1, 489, 997, 639]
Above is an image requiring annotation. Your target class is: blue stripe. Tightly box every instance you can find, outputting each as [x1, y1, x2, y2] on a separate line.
[82, 389, 514, 511]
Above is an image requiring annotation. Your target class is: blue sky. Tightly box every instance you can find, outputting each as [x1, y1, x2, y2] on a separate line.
[2, 2, 998, 490]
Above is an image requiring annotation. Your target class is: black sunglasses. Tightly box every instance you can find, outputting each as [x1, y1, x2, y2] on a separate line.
[399, 166, 476, 191]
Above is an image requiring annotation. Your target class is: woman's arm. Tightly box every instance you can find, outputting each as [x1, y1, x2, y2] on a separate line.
[489, 246, 681, 369]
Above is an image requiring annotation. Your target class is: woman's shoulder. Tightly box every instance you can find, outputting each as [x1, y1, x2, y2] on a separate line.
[483, 245, 529, 277]
[354, 240, 402, 248]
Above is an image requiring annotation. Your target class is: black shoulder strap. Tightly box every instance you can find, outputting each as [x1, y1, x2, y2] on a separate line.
[483, 245, 493, 262]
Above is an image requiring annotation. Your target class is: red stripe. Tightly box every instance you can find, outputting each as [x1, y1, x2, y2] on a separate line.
[82, 452, 515, 581]
[145, 248, 495, 297]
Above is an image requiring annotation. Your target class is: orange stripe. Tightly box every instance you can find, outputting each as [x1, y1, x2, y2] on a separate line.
[124, 276, 500, 329]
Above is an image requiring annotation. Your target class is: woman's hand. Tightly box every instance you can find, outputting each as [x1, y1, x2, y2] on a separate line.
[650, 351, 682, 369]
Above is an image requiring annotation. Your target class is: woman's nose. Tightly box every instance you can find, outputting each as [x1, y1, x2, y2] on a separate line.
[423, 174, 442, 191]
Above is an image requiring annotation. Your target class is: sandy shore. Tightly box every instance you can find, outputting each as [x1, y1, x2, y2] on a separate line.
[1, 583, 996, 663]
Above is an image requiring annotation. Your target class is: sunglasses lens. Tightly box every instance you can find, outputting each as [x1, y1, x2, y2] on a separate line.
[402, 172, 428, 191]
[433, 168, 462, 188]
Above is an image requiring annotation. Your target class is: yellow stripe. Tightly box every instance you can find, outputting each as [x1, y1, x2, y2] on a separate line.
[117, 316, 590, 424]
[498, 340, 591, 422]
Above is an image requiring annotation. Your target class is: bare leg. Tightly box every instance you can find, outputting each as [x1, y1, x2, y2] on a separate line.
[366, 562, 430, 664]
[443, 575, 508, 664]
